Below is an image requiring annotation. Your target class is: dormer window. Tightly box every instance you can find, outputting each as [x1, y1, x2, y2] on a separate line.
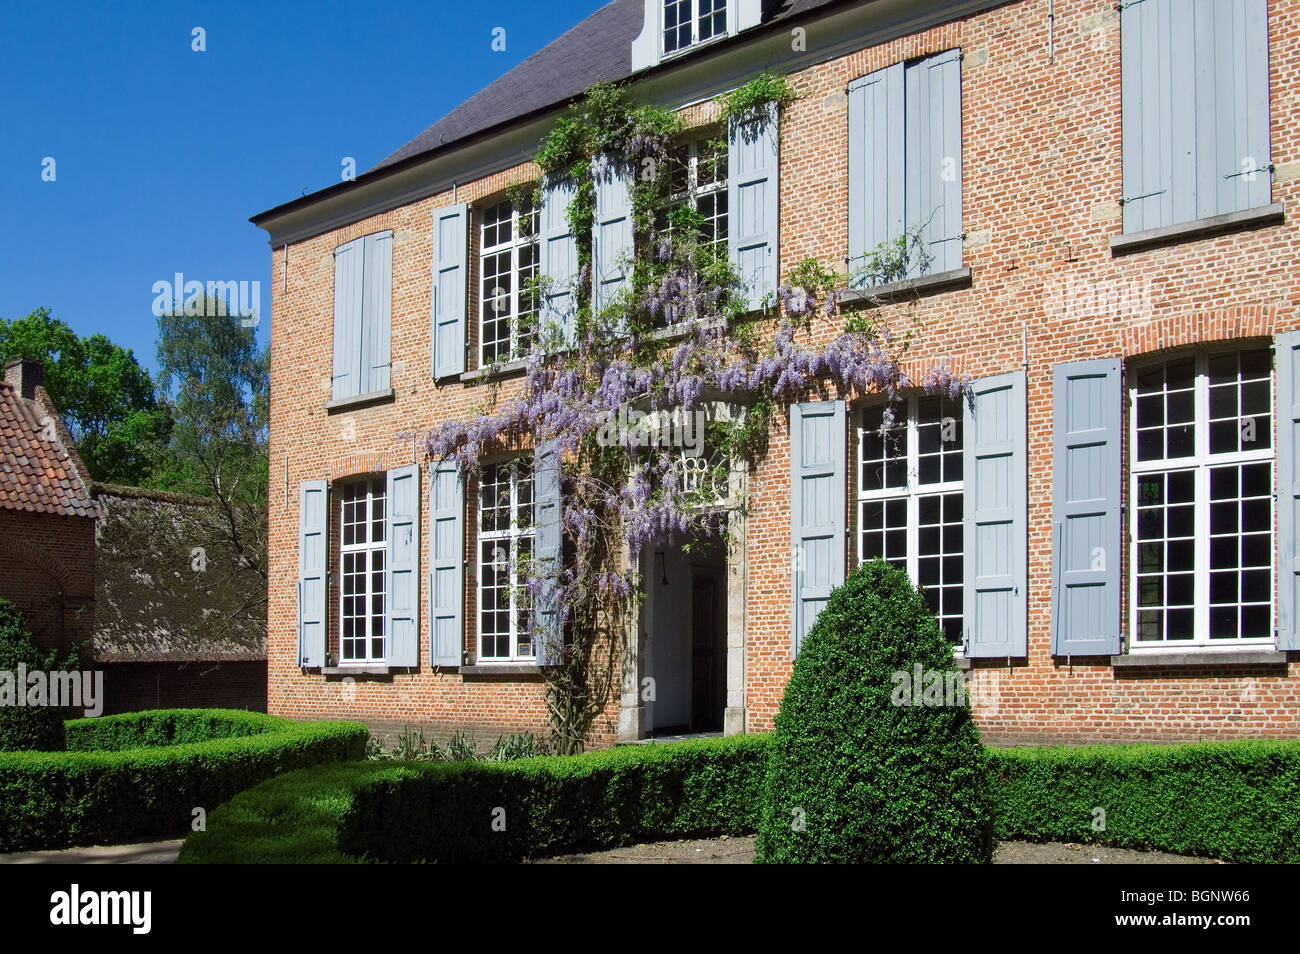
[663, 0, 726, 55]
[634, 0, 760, 72]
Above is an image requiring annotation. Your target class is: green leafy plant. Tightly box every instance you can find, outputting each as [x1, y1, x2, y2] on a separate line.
[0, 599, 89, 753]
[716, 71, 797, 129]
[755, 560, 994, 863]
[430, 79, 963, 757]
[180, 734, 770, 864]
[0, 709, 367, 851]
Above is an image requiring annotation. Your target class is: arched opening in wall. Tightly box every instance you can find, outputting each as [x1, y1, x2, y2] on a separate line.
[0, 546, 68, 649]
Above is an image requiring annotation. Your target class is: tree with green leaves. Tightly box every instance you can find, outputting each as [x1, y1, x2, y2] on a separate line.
[155, 297, 269, 588]
[0, 308, 172, 485]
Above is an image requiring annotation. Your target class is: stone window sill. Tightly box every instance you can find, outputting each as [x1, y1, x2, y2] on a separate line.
[460, 359, 529, 383]
[1110, 649, 1288, 669]
[460, 663, 545, 676]
[320, 665, 403, 677]
[839, 266, 973, 307]
[1110, 203, 1285, 256]
[324, 388, 395, 414]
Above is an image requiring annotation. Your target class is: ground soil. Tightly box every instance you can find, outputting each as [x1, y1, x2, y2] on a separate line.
[0, 835, 1221, 864]
[530, 835, 1221, 864]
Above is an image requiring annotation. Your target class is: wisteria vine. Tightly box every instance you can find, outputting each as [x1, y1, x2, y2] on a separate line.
[424, 77, 963, 751]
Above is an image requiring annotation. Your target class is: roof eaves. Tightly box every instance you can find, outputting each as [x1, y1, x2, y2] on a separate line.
[250, 0, 858, 229]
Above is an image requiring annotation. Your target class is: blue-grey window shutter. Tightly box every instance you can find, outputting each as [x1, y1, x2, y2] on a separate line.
[1051, 360, 1122, 656]
[963, 371, 1027, 658]
[1121, 0, 1175, 231]
[540, 177, 579, 344]
[362, 231, 392, 393]
[728, 103, 779, 312]
[790, 400, 846, 658]
[431, 203, 468, 379]
[904, 49, 962, 276]
[332, 239, 364, 400]
[591, 156, 633, 317]
[1122, 0, 1270, 232]
[429, 461, 465, 666]
[533, 442, 563, 666]
[1276, 331, 1300, 651]
[385, 464, 420, 667]
[847, 62, 904, 287]
[297, 480, 328, 668]
[1203, 0, 1270, 218]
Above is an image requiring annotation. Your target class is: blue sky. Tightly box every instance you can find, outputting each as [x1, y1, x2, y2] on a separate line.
[0, 0, 605, 374]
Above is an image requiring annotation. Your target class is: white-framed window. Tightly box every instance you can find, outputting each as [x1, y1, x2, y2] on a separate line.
[479, 198, 540, 365]
[1129, 346, 1274, 647]
[478, 459, 536, 661]
[339, 477, 387, 663]
[857, 395, 965, 644]
[663, 0, 726, 55]
[655, 132, 728, 259]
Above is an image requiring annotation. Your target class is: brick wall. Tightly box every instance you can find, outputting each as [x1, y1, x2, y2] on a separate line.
[99, 660, 268, 715]
[266, 0, 1300, 745]
[0, 508, 96, 654]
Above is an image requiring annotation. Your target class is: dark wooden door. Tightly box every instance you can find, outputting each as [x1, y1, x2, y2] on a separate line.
[691, 575, 723, 731]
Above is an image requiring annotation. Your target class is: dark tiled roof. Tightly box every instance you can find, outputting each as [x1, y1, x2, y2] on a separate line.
[92, 485, 267, 663]
[372, 0, 845, 172]
[0, 381, 96, 519]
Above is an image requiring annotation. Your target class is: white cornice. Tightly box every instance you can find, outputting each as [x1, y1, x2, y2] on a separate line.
[256, 0, 1007, 248]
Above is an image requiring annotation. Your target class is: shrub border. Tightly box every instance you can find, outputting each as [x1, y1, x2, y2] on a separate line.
[180, 734, 769, 864]
[180, 735, 1300, 864]
[0, 709, 368, 852]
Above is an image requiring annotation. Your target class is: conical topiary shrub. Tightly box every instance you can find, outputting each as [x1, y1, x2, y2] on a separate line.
[755, 559, 994, 863]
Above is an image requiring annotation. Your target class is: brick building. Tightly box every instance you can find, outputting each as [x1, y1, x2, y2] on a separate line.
[0, 357, 267, 713]
[254, 0, 1300, 746]
[0, 358, 97, 653]
[92, 483, 267, 715]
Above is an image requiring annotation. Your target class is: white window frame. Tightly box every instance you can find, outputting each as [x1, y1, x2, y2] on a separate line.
[661, 0, 730, 58]
[1127, 348, 1275, 651]
[338, 477, 387, 665]
[856, 395, 965, 645]
[478, 199, 539, 366]
[658, 132, 728, 254]
[477, 459, 536, 663]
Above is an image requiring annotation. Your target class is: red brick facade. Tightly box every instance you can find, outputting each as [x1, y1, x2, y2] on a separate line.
[0, 362, 97, 654]
[0, 508, 96, 653]
[260, 0, 1300, 745]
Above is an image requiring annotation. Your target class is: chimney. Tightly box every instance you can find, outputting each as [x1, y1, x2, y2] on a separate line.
[4, 358, 44, 399]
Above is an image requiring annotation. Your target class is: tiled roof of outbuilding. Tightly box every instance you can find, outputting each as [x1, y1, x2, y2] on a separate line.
[0, 380, 96, 520]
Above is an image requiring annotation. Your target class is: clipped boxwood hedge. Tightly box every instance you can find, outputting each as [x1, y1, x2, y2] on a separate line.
[181, 733, 1300, 864]
[180, 734, 770, 864]
[64, 708, 282, 751]
[990, 740, 1300, 864]
[0, 709, 368, 851]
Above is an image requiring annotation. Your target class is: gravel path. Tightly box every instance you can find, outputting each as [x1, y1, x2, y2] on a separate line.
[533, 835, 1219, 864]
[0, 838, 185, 865]
[0, 835, 1218, 864]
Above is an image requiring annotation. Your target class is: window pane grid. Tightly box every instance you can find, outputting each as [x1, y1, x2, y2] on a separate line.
[478, 461, 537, 662]
[480, 200, 539, 365]
[857, 396, 964, 646]
[340, 478, 387, 663]
[655, 134, 729, 268]
[1130, 348, 1274, 648]
[663, 0, 725, 53]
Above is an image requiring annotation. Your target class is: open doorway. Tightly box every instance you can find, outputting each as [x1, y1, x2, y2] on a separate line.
[642, 531, 727, 737]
